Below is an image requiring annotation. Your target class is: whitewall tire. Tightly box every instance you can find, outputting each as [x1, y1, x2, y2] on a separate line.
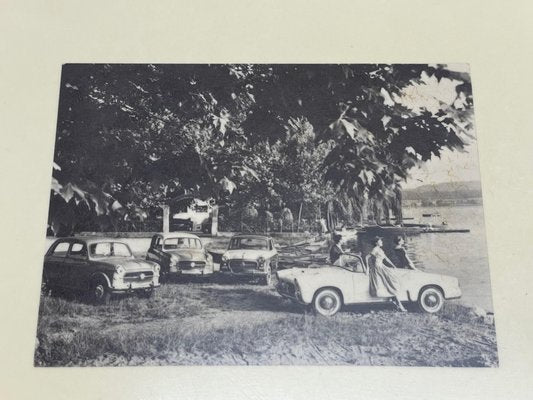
[313, 288, 342, 316]
[418, 286, 444, 313]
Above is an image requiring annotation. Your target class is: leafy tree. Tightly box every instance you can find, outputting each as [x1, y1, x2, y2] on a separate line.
[48, 64, 473, 235]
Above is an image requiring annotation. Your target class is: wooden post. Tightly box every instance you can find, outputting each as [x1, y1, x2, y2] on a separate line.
[211, 205, 219, 236]
[297, 202, 303, 232]
[162, 205, 170, 233]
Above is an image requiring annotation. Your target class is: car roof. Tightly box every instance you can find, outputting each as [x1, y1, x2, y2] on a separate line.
[231, 234, 271, 240]
[154, 232, 202, 240]
[51, 237, 131, 246]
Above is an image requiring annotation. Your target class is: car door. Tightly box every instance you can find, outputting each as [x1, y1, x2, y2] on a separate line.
[146, 235, 160, 262]
[342, 255, 373, 303]
[351, 271, 373, 302]
[44, 240, 71, 286]
[146, 235, 167, 269]
[65, 241, 90, 290]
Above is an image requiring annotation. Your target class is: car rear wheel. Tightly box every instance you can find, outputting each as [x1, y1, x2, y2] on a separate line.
[418, 286, 444, 313]
[41, 274, 51, 296]
[90, 279, 111, 305]
[313, 288, 342, 316]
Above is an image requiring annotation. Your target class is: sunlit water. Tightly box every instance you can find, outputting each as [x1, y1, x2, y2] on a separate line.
[347, 205, 494, 312]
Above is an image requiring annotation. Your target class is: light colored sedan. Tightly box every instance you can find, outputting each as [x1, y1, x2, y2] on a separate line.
[276, 254, 461, 316]
[146, 233, 214, 280]
[220, 234, 279, 285]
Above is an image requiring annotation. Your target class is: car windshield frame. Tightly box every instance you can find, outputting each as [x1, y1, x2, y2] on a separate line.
[330, 254, 366, 273]
[228, 237, 269, 250]
[163, 237, 202, 250]
[89, 242, 133, 259]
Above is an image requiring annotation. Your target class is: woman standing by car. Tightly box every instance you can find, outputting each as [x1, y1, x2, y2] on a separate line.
[368, 236, 407, 312]
[393, 236, 417, 270]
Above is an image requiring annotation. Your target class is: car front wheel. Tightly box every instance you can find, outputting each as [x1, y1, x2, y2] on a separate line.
[418, 286, 444, 313]
[313, 288, 342, 316]
[90, 279, 111, 305]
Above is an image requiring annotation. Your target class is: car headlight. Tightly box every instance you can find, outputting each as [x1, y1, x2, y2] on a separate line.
[153, 263, 160, 273]
[115, 265, 125, 275]
[222, 255, 228, 262]
[258, 256, 265, 265]
[170, 255, 179, 266]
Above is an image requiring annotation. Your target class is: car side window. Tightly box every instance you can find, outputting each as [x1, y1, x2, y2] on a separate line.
[51, 242, 70, 257]
[155, 237, 162, 250]
[69, 242, 87, 260]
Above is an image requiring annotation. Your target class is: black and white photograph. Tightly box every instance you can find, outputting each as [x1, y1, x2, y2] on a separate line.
[35, 63, 498, 367]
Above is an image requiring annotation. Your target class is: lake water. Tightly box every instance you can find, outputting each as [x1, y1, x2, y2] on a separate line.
[350, 205, 494, 312]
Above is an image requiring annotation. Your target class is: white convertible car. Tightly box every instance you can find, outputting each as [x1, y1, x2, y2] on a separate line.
[276, 254, 461, 316]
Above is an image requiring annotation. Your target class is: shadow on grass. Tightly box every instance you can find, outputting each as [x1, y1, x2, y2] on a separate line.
[192, 285, 305, 314]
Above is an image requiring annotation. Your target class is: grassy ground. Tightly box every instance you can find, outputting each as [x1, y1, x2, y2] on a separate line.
[34, 277, 498, 367]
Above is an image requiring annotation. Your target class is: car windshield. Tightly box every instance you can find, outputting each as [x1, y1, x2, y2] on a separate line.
[332, 254, 366, 273]
[90, 242, 132, 258]
[229, 237, 268, 250]
[163, 237, 202, 250]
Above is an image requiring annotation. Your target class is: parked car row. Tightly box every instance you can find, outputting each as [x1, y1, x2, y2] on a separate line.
[42, 233, 280, 304]
[42, 234, 461, 316]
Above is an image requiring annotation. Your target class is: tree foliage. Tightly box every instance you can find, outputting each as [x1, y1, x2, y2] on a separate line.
[49, 64, 474, 235]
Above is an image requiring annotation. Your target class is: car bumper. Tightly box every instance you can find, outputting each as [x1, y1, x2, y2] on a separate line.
[220, 268, 268, 277]
[445, 286, 462, 300]
[111, 281, 160, 293]
[276, 281, 306, 304]
[173, 269, 214, 276]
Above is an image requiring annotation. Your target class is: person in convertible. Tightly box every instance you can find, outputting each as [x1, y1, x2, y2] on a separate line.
[329, 233, 344, 265]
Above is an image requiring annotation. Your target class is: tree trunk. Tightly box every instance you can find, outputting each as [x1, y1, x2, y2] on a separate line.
[211, 205, 219, 236]
[162, 205, 170, 233]
[395, 188, 403, 226]
[361, 197, 368, 227]
[297, 202, 303, 232]
[384, 202, 391, 225]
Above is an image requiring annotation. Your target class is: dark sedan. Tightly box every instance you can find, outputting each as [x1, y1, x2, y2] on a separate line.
[42, 238, 160, 303]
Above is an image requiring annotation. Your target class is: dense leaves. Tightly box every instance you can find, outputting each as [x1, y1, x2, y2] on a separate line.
[49, 64, 473, 235]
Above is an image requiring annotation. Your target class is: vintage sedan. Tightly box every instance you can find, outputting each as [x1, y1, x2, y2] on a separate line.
[145, 233, 214, 279]
[220, 234, 279, 285]
[42, 238, 160, 303]
[276, 254, 461, 316]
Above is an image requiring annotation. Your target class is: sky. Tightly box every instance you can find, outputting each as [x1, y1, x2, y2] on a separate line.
[403, 143, 482, 189]
[398, 64, 481, 189]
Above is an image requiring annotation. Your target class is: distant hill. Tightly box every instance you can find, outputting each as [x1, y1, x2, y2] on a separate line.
[403, 181, 482, 200]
